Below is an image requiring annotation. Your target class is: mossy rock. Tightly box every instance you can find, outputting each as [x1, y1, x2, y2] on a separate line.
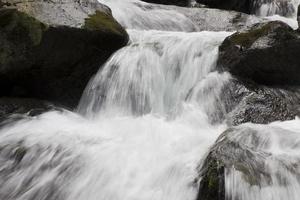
[197, 158, 225, 200]
[223, 21, 295, 49]
[0, 8, 128, 108]
[0, 8, 47, 46]
[218, 21, 300, 86]
[197, 127, 275, 200]
[83, 11, 127, 36]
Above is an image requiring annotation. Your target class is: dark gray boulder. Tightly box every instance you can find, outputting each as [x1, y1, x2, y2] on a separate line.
[217, 21, 300, 86]
[0, 8, 128, 108]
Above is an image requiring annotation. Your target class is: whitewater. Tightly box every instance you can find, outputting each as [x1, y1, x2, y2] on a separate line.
[0, 0, 300, 200]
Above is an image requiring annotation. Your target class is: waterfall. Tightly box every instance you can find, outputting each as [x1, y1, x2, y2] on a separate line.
[255, 0, 300, 28]
[78, 30, 231, 119]
[0, 0, 300, 200]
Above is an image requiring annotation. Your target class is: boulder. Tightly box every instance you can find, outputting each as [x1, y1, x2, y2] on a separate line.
[0, 8, 128, 108]
[197, 126, 268, 200]
[141, 0, 189, 7]
[175, 6, 264, 31]
[1, 0, 111, 27]
[197, 124, 300, 200]
[217, 21, 300, 86]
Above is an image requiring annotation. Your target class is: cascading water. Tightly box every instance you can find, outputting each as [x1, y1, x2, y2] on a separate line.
[78, 30, 231, 119]
[0, 0, 300, 200]
[224, 119, 300, 200]
[255, 0, 300, 28]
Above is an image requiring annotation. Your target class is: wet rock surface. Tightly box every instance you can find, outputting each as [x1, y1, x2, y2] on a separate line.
[221, 79, 300, 125]
[0, 97, 55, 122]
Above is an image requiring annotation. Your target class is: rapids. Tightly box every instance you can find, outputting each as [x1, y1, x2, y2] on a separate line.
[0, 0, 300, 200]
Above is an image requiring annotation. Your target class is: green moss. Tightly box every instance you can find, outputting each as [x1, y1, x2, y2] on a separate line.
[199, 158, 224, 200]
[0, 9, 48, 45]
[83, 11, 125, 35]
[207, 160, 220, 190]
[235, 163, 259, 186]
[230, 23, 274, 48]
[13, 146, 27, 163]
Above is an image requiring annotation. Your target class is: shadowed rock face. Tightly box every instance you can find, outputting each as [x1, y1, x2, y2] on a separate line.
[141, 0, 190, 6]
[217, 21, 300, 86]
[0, 9, 128, 109]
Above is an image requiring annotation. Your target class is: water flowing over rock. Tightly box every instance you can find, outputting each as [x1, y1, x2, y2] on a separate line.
[196, 0, 300, 17]
[98, 0, 264, 31]
[198, 121, 300, 200]
[0, 0, 300, 200]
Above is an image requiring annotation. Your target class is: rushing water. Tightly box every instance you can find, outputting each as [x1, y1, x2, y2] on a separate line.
[0, 0, 300, 200]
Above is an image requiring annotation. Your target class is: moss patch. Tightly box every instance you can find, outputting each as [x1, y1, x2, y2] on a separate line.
[83, 10, 125, 35]
[230, 23, 275, 48]
[0, 8, 48, 46]
[198, 158, 225, 200]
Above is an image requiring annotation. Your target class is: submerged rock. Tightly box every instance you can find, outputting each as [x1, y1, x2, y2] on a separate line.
[0, 97, 54, 121]
[218, 21, 300, 86]
[0, 8, 128, 108]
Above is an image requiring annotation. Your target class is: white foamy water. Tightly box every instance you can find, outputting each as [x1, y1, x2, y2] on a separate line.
[0, 0, 300, 200]
[0, 1, 232, 198]
[78, 30, 232, 118]
[98, 0, 197, 31]
[225, 118, 300, 200]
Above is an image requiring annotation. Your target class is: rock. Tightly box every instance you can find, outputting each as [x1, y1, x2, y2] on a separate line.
[141, 0, 189, 7]
[221, 78, 300, 125]
[0, 8, 128, 108]
[0, 97, 54, 118]
[196, 0, 295, 16]
[197, 124, 300, 200]
[217, 21, 300, 86]
[197, 126, 269, 200]
[175, 6, 264, 31]
[1, 0, 111, 27]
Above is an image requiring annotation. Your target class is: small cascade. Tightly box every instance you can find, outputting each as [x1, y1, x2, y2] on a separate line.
[0, 0, 299, 200]
[98, 0, 198, 31]
[254, 0, 300, 28]
[78, 30, 231, 119]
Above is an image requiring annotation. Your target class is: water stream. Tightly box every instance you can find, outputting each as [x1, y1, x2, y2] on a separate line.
[0, 0, 300, 200]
